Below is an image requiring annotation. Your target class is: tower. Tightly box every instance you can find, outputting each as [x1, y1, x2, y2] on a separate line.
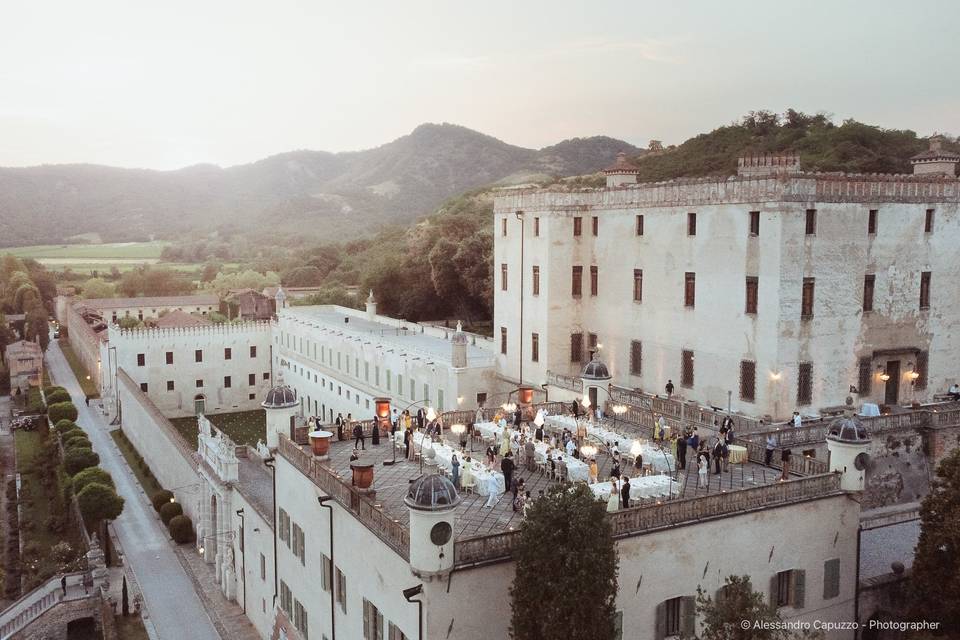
[451, 321, 468, 369]
[602, 151, 641, 187]
[261, 380, 298, 449]
[405, 474, 461, 577]
[365, 289, 377, 320]
[825, 401, 871, 492]
[911, 135, 959, 176]
[580, 352, 612, 416]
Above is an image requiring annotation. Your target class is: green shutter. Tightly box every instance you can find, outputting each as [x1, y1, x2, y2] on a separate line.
[823, 558, 840, 599]
[680, 596, 697, 638]
[654, 601, 666, 640]
[792, 570, 806, 609]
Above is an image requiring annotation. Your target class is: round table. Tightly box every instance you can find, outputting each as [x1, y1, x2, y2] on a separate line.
[728, 444, 748, 464]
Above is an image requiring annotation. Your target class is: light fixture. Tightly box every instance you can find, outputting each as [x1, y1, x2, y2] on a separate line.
[880, 373, 890, 382]
[581, 395, 592, 409]
[629, 441, 643, 458]
[613, 404, 627, 416]
[457, 396, 464, 406]
[909, 371, 920, 381]
[769, 371, 782, 381]
[580, 444, 598, 458]
[533, 411, 544, 427]
[198, 545, 205, 555]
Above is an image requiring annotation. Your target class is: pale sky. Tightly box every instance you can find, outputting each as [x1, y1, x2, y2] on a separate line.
[1, 0, 957, 170]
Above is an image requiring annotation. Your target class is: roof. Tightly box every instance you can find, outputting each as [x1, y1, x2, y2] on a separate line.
[4, 340, 42, 357]
[153, 309, 213, 328]
[602, 151, 640, 174]
[405, 474, 461, 511]
[911, 149, 960, 161]
[76, 294, 220, 310]
[263, 286, 324, 298]
[263, 385, 298, 408]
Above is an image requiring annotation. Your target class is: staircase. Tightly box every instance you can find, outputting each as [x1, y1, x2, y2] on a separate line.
[0, 571, 88, 639]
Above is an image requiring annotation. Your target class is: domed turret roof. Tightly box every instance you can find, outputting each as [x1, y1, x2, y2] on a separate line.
[404, 474, 461, 512]
[827, 414, 869, 443]
[581, 356, 611, 381]
[262, 384, 297, 409]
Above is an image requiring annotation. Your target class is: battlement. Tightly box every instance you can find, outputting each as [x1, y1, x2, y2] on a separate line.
[110, 319, 273, 342]
[737, 152, 802, 176]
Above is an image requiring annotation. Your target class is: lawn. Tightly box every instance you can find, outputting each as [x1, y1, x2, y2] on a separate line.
[5, 241, 169, 260]
[170, 410, 266, 449]
[110, 430, 163, 497]
[58, 339, 100, 399]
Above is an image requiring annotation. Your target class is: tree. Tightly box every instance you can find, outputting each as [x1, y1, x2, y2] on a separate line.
[0, 313, 13, 361]
[159, 501, 183, 525]
[510, 483, 618, 640]
[909, 448, 960, 632]
[23, 300, 49, 351]
[76, 482, 124, 524]
[71, 467, 114, 494]
[151, 490, 174, 512]
[122, 575, 129, 616]
[63, 447, 100, 475]
[45, 389, 71, 405]
[200, 262, 221, 283]
[48, 402, 78, 424]
[117, 316, 142, 329]
[695, 575, 822, 640]
[81, 278, 115, 299]
[282, 265, 325, 287]
[168, 515, 195, 543]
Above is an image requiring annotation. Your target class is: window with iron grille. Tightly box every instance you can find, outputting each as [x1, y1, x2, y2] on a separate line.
[250, 345, 257, 358]
[740, 360, 756, 402]
[681, 350, 694, 388]
[664, 597, 682, 637]
[195, 349, 203, 362]
[868, 209, 878, 234]
[925, 208, 934, 233]
[224, 347, 232, 360]
[572, 266, 583, 297]
[805, 209, 817, 235]
[797, 362, 813, 405]
[500, 327, 507, 355]
[863, 274, 875, 312]
[224, 376, 231, 388]
[501, 218, 507, 236]
[532, 266, 540, 295]
[745, 277, 758, 314]
[573, 217, 582, 237]
[570, 333, 583, 363]
[687, 212, 696, 236]
[915, 351, 928, 390]
[630, 341, 642, 376]
[534, 217, 540, 236]
[858, 357, 871, 396]
[592, 216, 598, 236]
[684, 272, 696, 308]
[633, 269, 643, 302]
[531, 333, 539, 363]
[137, 353, 145, 366]
[801, 278, 815, 318]
[636, 214, 644, 236]
[167, 380, 174, 391]
[823, 559, 840, 600]
[590, 266, 598, 296]
[500, 263, 507, 291]
[919, 271, 931, 309]
[749, 210, 760, 235]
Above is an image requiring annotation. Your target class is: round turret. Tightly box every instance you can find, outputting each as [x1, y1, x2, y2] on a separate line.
[826, 407, 871, 491]
[451, 321, 468, 369]
[262, 385, 298, 409]
[406, 474, 461, 577]
[581, 356, 611, 381]
[262, 380, 299, 449]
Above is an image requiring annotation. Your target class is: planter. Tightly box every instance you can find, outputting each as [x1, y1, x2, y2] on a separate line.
[350, 461, 375, 491]
[308, 430, 334, 458]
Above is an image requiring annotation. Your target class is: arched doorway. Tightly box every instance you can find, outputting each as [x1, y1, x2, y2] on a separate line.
[194, 394, 206, 415]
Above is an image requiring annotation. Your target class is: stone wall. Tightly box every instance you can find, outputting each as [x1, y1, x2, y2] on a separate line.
[62, 299, 104, 389]
[10, 593, 102, 640]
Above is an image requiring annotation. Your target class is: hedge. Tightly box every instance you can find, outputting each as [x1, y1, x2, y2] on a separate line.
[151, 490, 174, 512]
[45, 390, 71, 405]
[159, 501, 183, 526]
[71, 467, 114, 493]
[47, 402, 78, 425]
[77, 483, 124, 524]
[168, 515, 195, 544]
[63, 448, 100, 475]
[55, 420, 80, 435]
[62, 432, 91, 448]
[44, 386, 67, 397]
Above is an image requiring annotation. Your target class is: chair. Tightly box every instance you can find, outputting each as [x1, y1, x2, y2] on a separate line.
[461, 470, 476, 494]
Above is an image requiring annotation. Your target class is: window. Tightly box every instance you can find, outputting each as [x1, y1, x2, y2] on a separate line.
[571, 266, 583, 297]
[500, 263, 508, 291]
[573, 217, 582, 237]
[224, 376, 232, 388]
[140, 383, 148, 393]
[260, 553, 266, 580]
[137, 353, 145, 367]
[534, 217, 540, 236]
[636, 214, 644, 236]
[863, 274, 875, 312]
[630, 341, 642, 376]
[531, 333, 539, 363]
[591, 216, 598, 236]
[801, 278, 815, 318]
[681, 350, 694, 388]
[740, 360, 756, 402]
[363, 599, 384, 640]
[249, 393, 256, 400]
[321, 554, 332, 592]
[500, 327, 507, 355]
[224, 348, 232, 360]
[195, 349, 203, 363]
[250, 346, 257, 358]
[797, 362, 813, 405]
[745, 277, 758, 314]
[656, 596, 695, 639]
[590, 266, 598, 296]
[771, 569, 806, 609]
[868, 209, 878, 234]
[167, 380, 175, 391]
[858, 357, 871, 396]
[249, 373, 256, 386]
[335, 567, 346, 612]
[687, 212, 697, 236]
[588, 333, 598, 354]
[279, 580, 292, 614]
[805, 209, 817, 235]
[749, 210, 760, 235]
[915, 350, 928, 390]
[925, 208, 934, 233]
[823, 559, 840, 600]
[570, 333, 583, 363]
[501, 217, 507, 236]
[388, 623, 409, 640]
[684, 272, 696, 308]
[294, 599, 309, 639]
[919, 271, 931, 309]
[292, 523, 305, 564]
[196, 379, 203, 388]
[632, 269, 643, 302]
[278, 508, 291, 546]
[532, 266, 540, 296]
[165, 351, 173, 365]
[263, 372, 270, 380]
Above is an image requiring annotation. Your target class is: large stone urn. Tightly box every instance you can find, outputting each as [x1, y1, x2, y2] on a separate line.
[350, 461, 375, 493]
[308, 430, 334, 459]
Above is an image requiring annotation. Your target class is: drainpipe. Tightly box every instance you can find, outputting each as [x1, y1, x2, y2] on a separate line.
[263, 457, 278, 608]
[317, 496, 336, 640]
[515, 210, 524, 387]
[854, 523, 862, 639]
[235, 508, 246, 614]
[403, 584, 424, 640]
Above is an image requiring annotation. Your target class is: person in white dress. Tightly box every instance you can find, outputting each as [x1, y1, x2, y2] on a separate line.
[605, 476, 620, 512]
[483, 472, 500, 508]
[792, 411, 802, 428]
[698, 456, 708, 488]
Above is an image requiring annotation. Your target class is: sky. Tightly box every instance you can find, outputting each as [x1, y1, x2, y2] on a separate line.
[1, 0, 958, 170]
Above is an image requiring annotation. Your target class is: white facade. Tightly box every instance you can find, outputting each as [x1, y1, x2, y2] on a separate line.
[273, 305, 500, 423]
[494, 165, 960, 420]
[103, 322, 274, 418]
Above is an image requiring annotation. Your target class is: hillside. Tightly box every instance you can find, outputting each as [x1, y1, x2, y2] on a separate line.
[0, 124, 640, 247]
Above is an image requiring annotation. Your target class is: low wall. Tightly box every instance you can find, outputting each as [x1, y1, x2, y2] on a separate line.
[118, 369, 201, 524]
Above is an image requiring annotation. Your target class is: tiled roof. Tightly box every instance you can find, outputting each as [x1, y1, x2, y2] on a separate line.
[911, 148, 960, 161]
[153, 309, 213, 328]
[76, 294, 220, 310]
[603, 151, 640, 174]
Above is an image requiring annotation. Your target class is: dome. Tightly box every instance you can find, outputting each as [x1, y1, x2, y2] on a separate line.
[581, 356, 611, 381]
[826, 414, 869, 443]
[262, 385, 297, 409]
[404, 474, 461, 512]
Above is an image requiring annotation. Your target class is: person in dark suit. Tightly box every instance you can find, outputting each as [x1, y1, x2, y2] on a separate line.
[620, 476, 632, 509]
[677, 432, 687, 469]
[501, 452, 515, 497]
[416, 408, 425, 430]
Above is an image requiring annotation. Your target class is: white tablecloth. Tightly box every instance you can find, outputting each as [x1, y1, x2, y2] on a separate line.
[587, 425, 675, 473]
[394, 431, 505, 496]
[588, 476, 679, 502]
[545, 415, 580, 431]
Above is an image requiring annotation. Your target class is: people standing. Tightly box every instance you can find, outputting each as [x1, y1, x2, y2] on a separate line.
[677, 433, 687, 470]
[371, 414, 381, 445]
[606, 477, 620, 512]
[620, 476, 632, 509]
[780, 448, 792, 481]
[524, 438, 536, 471]
[451, 454, 460, 488]
[556, 456, 567, 482]
[404, 429, 412, 460]
[534, 423, 544, 442]
[353, 420, 365, 450]
[335, 412, 344, 440]
[792, 411, 802, 429]
[665, 380, 674, 397]
[416, 407, 425, 430]
[698, 455, 708, 488]
[501, 452, 515, 497]
[513, 406, 522, 428]
[589, 458, 599, 484]
[712, 437, 723, 474]
[486, 444, 496, 465]
[765, 433, 777, 466]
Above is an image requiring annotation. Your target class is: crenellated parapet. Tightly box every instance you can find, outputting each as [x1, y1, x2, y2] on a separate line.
[114, 319, 272, 340]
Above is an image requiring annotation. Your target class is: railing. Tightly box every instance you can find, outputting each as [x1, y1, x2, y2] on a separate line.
[608, 385, 767, 434]
[278, 436, 410, 560]
[0, 571, 89, 639]
[545, 371, 583, 393]
[737, 438, 830, 476]
[454, 473, 841, 566]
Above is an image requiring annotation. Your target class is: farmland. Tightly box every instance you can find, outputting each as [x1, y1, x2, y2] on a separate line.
[3, 241, 236, 276]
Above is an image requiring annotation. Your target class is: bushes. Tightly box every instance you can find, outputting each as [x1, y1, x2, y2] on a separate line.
[45, 389, 71, 405]
[159, 501, 183, 526]
[26, 388, 47, 414]
[77, 483, 124, 525]
[44, 385, 67, 397]
[72, 467, 114, 493]
[63, 447, 99, 475]
[47, 402, 78, 425]
[63, 432, 91, 448]
[168, 515, 195, 544]
[151, 490, 174, 512]
[55, 420, 80, 435]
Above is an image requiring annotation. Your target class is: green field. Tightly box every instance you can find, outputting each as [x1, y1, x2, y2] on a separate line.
[1, 241, 242, 276]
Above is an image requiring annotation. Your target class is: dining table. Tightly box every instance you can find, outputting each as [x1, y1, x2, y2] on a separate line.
[394, 430, 505, 495]
[727, 444, 748, 464]
[588, 475, 680, 502]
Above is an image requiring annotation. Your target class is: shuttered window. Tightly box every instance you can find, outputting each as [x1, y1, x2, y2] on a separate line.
[279, 581, 292, 614]
[335, 567, 346, 612]
[500, 263, 507, 291]
[572, 266, 583, 297]
[590, 266, 598, 296]
[801, 278, 815, 318]
[919, 271, 931, 309]
[633, 269, 643, 302]
[655, 596, 696, 640]
[805, 209, 817, 235]
[771, 569, 806, 609]
[745, 277, 758, 314]
[687, 212, 697, 236]
[531, 333, 539, 363]
[797, 362, 813, 406]
[573, 217, 582, 237]
[740, 360, 756, 403]
[636, 214, 644, 236]
[863, 274, 875, 312]
[823, 558, 840, 600]
[570, 333, 583, 363]
[500, 327, 507, 355]
[532, 266, 540, 296]
[321, 554, 332, 592]
[681, 350, 694, 388]
[749, 210, 760, 235]
[630, 341, 642, 376]
[363, 599, 384, 640]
